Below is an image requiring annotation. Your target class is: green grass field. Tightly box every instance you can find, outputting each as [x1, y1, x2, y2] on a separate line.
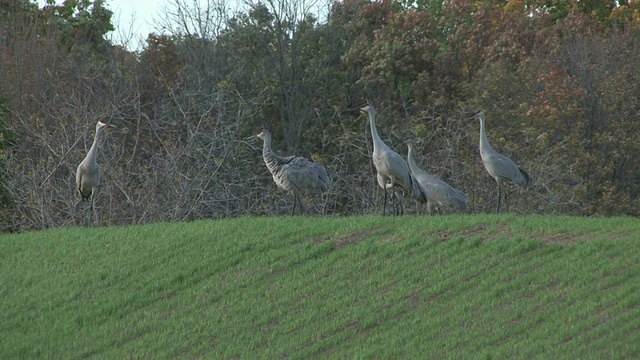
[1, 215, 639, 359]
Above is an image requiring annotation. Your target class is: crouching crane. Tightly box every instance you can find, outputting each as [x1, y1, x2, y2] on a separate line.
[406, 140, 467, 214]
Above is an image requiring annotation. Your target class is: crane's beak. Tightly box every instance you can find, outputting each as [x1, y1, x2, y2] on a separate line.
[97, 120, 116, 129]
[346, 106, 362, 113]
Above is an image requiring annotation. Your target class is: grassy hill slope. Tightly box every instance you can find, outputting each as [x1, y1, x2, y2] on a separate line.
[1, 215, 639, 358]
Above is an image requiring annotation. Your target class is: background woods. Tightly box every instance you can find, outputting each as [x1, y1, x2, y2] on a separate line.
[2, 0, 640, 231]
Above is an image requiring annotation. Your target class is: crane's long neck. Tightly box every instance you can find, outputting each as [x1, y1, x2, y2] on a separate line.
[367, 110, 385, 152]
[84, 126, 103, 164]
[406, 144, 417, 171]
[261, 135, 283, 172]
[479, 117, 494, 156]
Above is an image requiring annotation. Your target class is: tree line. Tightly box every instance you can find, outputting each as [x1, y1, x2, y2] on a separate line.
[2, 0, 640, 232]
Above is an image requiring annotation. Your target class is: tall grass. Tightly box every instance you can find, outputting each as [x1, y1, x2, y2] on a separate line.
[1, 215, 639, 358]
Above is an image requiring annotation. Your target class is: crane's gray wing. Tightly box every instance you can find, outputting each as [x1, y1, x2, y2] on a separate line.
[484, 153, 522, 181]
[281, 154, 296, 164]
[375, 149, 411, 188]
[518, 166, 530, 187]
[75, 162, 101, 199]
[271, 153, 296, 166]
[76, 164, 83, 189]
[281, 157, 330, 192]
[424, 179, 468, 211]
[408, 160, 467, 211]
[408, 161, 437, 184]
[404, 137, 467, 212]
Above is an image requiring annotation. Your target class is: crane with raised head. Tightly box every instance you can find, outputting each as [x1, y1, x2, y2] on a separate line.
[475, 111, 530, 213]
[358, 105, 426, 216]
[76, 120, 114, 226]
[406, 140, 467, 214]
[256, 129, 330, 216]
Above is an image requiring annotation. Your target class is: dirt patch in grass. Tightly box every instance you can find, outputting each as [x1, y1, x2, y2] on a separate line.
[437, 225, 492, 242]
[377, 232, 406, 243]
[536, 232, 584, 245]
[333, 229, 376, 248]
[312, 224, 636, 249]
[436, 225, 635, 246]
[533, 230, 634, 245]
[313, 228, 381, 248]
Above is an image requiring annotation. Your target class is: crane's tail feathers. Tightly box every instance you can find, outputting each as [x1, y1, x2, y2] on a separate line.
[317, 165, 331, 191]
[518, 167, 530, 188]
[453, 192, 469, 212]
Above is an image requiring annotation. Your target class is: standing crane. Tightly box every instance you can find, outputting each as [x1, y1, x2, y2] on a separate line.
[475, 111, 530, 213]
[256, 129, 330, 216]
[358, 105, 426, 216]
[76, 120, 114, 226]
[406, 140, 468, 214]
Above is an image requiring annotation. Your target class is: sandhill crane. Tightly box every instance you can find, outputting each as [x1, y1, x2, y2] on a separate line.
[358, 105, 426, 216]
[256, 129, 330, 216]
[76, 120, 114, 226]
[475, 111, 530, 213]
[406, 140, 468, 214]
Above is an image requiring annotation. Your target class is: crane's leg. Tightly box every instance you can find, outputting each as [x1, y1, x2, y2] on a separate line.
[82, 198, 89, 227]
[298, 196, 307, 215]
[393, 191, 398, 216]
[392, 191, 398, 216]
[396, 191, 404, 216]
[391, 190, 397, 216]
[381, 189, 387, 217]
[89, 194, 95, 226]
[504, 187, 510, 213]
[291, 193, 297, 216]
[390, 191, 395, 216]
[495, 179, 502, 214]
[388, 178, 398, 216]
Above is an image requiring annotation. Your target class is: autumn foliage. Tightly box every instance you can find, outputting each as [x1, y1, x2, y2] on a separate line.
[2, 0, 640, 231]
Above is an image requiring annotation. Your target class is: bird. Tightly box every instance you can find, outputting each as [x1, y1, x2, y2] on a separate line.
[475, 111, 530, 213]
[358, 105, 426, 216]
[256, 129, 330, 216]
[76, 120, 114, 226]
[405, 140, 468, 214]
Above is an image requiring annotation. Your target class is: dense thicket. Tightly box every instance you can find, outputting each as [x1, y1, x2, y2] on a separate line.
[2, 0, 640, 231]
